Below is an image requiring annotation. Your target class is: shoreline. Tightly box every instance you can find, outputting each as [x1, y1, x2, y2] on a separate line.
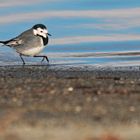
[0, 64, 140, 78]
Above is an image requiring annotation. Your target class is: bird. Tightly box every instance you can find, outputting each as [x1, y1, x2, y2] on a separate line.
[0, 24, 51, 65]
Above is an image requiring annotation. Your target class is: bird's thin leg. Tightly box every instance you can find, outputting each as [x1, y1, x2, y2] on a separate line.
[41, 56, 49, 63]
[19, 54, 25, 65]
[34, 55, 49, 63]
[41, 57, 45, 62]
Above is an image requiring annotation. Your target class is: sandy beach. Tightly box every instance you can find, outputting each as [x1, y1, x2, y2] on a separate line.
[0, 65, 140, 140]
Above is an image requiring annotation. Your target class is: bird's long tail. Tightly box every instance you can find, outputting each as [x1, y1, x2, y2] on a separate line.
[0, 40, 11, 47]
[0, 41, 6, 44]
[0, 39, 13, 46]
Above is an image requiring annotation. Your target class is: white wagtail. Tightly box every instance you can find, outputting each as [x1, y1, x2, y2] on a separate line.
[0, 24, 51, 65]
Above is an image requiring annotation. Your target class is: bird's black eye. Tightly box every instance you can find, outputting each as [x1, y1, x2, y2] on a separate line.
[40, 30, 43, 33]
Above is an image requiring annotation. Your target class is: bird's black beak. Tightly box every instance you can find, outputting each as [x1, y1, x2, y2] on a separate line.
[48, 33, 52, 36]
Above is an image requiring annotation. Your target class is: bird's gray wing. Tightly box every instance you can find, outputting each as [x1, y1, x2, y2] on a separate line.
[4, 29, 33, 48]
[5, 38, 23, 47]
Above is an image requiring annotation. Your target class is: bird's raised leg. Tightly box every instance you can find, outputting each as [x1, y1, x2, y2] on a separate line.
[34, 55, 49, 63]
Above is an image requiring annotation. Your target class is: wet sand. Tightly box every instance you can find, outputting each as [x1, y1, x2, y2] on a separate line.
[0, 65, 140, 140]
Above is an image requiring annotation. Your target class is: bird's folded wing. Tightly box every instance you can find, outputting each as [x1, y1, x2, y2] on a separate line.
[5, 38, 23, 47]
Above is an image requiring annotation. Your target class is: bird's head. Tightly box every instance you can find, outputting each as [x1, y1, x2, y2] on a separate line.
[33, 24, 51, 38]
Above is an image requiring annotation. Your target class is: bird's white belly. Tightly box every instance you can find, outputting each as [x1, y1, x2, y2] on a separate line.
[21, 46, 45, 56]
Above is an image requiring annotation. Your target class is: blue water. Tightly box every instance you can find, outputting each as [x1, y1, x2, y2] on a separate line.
[0, 0, 140, 66]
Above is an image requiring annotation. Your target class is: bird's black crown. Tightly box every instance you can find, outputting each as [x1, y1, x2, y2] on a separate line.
[33, 24, 47, 29]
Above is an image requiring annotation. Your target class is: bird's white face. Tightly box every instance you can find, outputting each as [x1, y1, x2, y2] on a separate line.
[33, 27, 48, 38]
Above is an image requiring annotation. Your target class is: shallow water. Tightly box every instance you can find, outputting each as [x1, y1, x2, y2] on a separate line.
[0, 0, 140, 66]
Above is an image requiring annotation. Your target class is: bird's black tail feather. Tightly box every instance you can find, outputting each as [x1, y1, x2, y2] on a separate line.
[0, 41, 6, 44]
[0, 38, 15, 45]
